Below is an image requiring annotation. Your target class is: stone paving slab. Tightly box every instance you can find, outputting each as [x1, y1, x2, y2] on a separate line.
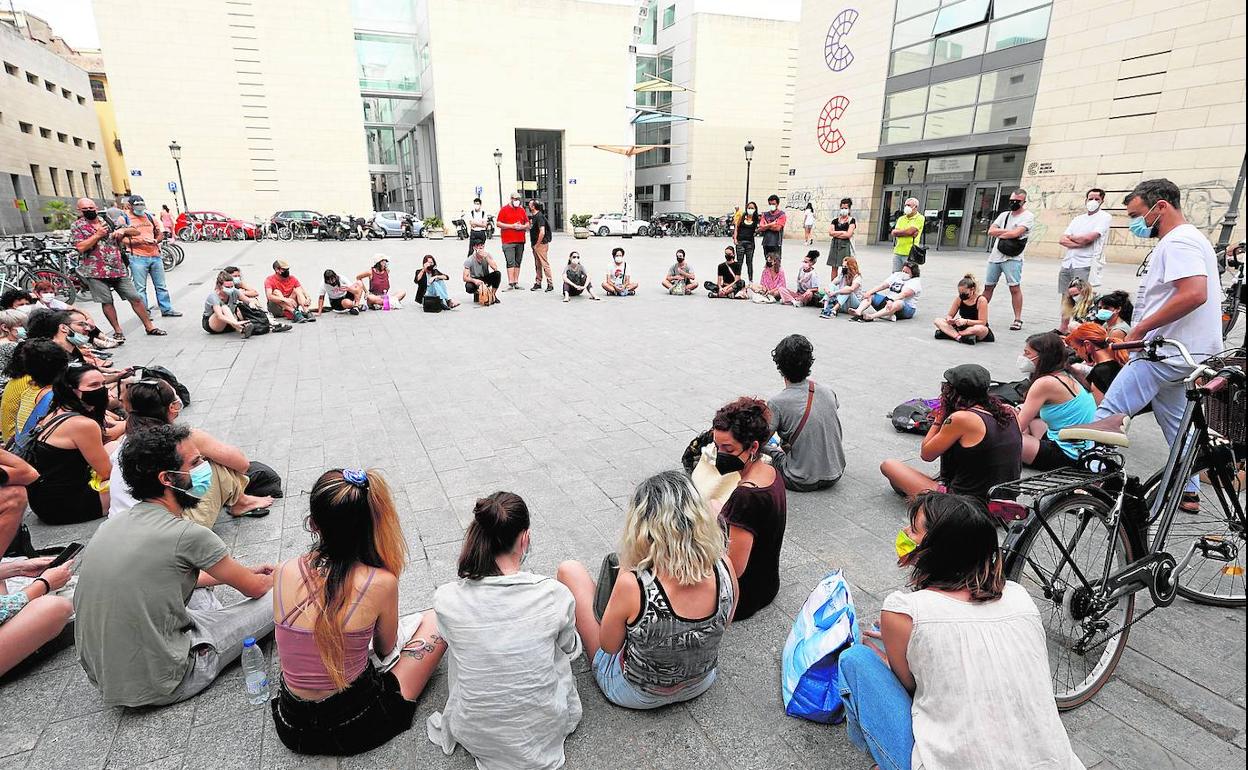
[0, 234, 1242, 769]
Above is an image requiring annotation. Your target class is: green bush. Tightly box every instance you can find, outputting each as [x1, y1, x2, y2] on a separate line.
[570, 214, 592, 228]
[422, 215, 444, 230]
[43, 199, 77, 230]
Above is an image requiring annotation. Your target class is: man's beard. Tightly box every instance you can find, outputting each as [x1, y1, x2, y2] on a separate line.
[171, 486, 203, 511]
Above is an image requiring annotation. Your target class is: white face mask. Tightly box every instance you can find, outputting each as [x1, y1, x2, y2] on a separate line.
[1017, 355, 1036, 374]
[39, 293, 54, 303]
[903, 205, 915, 216]
[1085, 199, 1101, 213]
[746, 207, 756, 215]
[510, 200, 521, 207]
[473, 205, 481, 211]
[839, 208, 850, 216]
[614, 256, 624, 265]
[769, 204, 778, 211]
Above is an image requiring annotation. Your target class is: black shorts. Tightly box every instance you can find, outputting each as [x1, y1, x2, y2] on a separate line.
[271, 663, 416, 756]
[1031, 435, 1080, 471]
[202, 314, 228, 334]
[328, 295, 353, 311]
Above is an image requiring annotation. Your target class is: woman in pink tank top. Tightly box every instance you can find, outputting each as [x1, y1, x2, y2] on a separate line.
[269, 468, 445, 756]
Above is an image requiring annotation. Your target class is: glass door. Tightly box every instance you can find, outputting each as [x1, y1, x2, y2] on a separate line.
[921, 187, 945, 247]
[942, 187, 967, 248]
[878, 189, 900, 242]
[968, 184, 1009, 250]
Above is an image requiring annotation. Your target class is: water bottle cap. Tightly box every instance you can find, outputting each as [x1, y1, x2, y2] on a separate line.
[243, 637, 256, 647]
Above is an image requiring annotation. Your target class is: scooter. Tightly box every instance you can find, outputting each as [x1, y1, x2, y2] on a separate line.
[401, 214, 415, 240]
[364, 216, 385, 240]
[451, 217, 469, 240]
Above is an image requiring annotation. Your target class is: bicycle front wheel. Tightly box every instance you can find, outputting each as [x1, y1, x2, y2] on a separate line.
[23, 268, 77, 305]
[1006, 493, 1136, 709]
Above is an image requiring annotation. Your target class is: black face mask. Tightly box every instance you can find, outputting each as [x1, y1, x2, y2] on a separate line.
[715, 449, 747, 476]
[83, 210, 98, 220]
[278, 269, 290, 278]
[80, 387, 109, 412]
[1008, 200, 1023, 212]
[959, 292, 972, 300]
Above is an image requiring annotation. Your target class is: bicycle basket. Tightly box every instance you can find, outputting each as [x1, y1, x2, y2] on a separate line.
[1204, 355, 1246, 450]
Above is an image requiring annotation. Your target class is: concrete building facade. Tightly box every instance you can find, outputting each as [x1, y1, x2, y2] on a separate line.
[788, 0, 1246, 262]
[0, 15, 113, 235]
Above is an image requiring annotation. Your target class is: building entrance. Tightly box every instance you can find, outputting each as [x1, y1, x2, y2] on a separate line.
[515, 130, 565, 230]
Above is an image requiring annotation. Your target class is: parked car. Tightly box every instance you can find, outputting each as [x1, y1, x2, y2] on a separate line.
[371, 211, 425, 238]
[174, 210, 257, 240]
[587, 212, 650, 237]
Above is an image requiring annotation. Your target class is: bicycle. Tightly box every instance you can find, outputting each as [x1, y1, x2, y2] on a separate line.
[991, 337, 1245, 710]
[1220, 243, 1244, 340]
[3, 237, 80, 304]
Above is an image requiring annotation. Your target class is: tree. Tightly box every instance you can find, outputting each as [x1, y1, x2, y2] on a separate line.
[42, 200, 76, 230]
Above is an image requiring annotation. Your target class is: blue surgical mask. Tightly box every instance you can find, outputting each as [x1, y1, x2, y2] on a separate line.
[1128, 203, 1160, 239]
[68, 332, 90, 347]
[172, 461, 213, 499]
[1095, 308, 1113, 322]
[16, 327, 27, 340]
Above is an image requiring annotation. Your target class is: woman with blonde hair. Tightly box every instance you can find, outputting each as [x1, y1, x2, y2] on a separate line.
[1065, 322, 1127, 404]
[557, 470, 738, 709]
[270, 468, 446, 756]
[934, 273, 993, 344]
[821, 255, 863, 317]
[428, 491, 582, 769]
[1059, 277, 1095, 334]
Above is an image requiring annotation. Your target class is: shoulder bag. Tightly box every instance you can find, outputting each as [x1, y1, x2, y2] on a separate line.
[995, 213, 1028, 258]
[781, 380, 816, 453]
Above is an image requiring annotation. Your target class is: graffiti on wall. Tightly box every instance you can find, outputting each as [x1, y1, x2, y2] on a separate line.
[786, 186, 871, 223]
[816, 95, 851, 155]
[824, 9, 859, 72]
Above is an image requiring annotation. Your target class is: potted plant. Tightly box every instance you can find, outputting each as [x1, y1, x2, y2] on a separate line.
[571, 214, 592, 240]
[423, 215, 445, 239]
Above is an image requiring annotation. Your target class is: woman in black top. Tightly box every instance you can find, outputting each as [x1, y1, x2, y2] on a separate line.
[880, 364, 1021, 502]
[826, 197, 856, 280]
[933, 273, 994, 344]
[712, 397, 786, 621]
[734, 202, 760, 282]
[27, 363, 112, 524]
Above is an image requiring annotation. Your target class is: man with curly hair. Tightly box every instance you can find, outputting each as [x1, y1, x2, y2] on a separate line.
[765, 334, 845, 491]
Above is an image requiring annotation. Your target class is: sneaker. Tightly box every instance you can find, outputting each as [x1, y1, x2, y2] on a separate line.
[162, 310, 183, 318]
[240, 322, 255, 339]
[791, 299, 802, 308]
[348, 307, 360, 316]
[391, 299, 403, 310]
[303, 312, 317, 322]
[531, 283, 542, 291]
[546, 283, 554, 292]
[562, 296, 569, 303]
[958, 334, 978, 345]
[819, 309, 833, 319]
[272, 323, 293, 333]
[292, 310, 306, 323]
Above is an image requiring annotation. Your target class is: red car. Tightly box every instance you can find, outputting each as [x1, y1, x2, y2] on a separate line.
[173, 211, 257, 240]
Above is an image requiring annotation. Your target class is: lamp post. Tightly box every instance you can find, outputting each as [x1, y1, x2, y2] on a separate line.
[90, 160, 104, 200]
[743, 140, 754, 210]
[168, 140, 188, 211]
[493, 148, 503, 208]
[905, 164, 915, 185]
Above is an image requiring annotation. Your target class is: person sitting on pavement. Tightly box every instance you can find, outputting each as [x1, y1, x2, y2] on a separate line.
[880, 364, 1022, 502]
[705, 245, 748, 299]
[357, 256, 406, 310]
[29, 280, 119, 350]
[1065, 323, 1127, 404]
[839, 492, 1084, 770]
[223, 266, 262, 305]
[852, 260, 922, 322]
[1, 339, 69, 446]
[562, 251, 599, 302]
[26, 363, 114, 525]
[1016, 332, 1096, 470]
[429, 491, 581, 764]
[934, 273, 994, 344]
[265, 259, 317, 323]
[0, 309, 26, 390]
[463, 242, 503, 304]
[1058, 277, 1096, 335]
[271, 468, 446, 756]
[318, 269, 373, 316]
[0, 289, 34, 313]
[750, 253, 787, 303]
[557, 471, 737, 709]
[712, 397, 786, 621]
[73, 423, 276, 707]
[20, 308, 113, 377]
[121, 194, 182, 320]
[107, 377, 273, 523]
[70, 197, 166, 339]
[203, 271, 257, 338]
[1092, 289, 1133, 340]
[662, 249, 698, 295]
[779, 250, 823, 307]
[764, 335, 845, 492]
[602, 247, 638, 296]
[416, 255, 459, 310]
[820, 256, 863, 318]
[0, 536, 75, 677]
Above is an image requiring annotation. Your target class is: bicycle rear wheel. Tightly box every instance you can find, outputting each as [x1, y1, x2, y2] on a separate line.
[23, 267, 77, 305]
[1006, 493, 1136, 709]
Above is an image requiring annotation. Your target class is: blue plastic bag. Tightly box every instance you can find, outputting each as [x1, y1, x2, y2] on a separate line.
[781, 570, 860, 724]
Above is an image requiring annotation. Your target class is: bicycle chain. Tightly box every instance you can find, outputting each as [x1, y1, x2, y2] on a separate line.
[1077, 602, 1160, 652]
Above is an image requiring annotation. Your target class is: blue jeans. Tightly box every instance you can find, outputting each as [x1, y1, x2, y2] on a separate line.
[1096, 357, 1198, 493]
[592, 649, 715, 710]
[426, 278, 452, 306]
[837, 645, 913, 770]
[824, 293, 861, 314]
[130, 255, 173, 313]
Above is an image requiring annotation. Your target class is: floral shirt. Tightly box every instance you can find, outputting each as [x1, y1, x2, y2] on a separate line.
[71, 216, 128, 279]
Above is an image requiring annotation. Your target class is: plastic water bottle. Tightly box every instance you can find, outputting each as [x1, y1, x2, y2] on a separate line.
[382, 294, 392, 311]
[241, 637, 270, 705]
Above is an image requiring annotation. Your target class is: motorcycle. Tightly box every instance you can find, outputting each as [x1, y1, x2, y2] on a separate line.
[316, 214, 349, 241]
[364, 216, 385, 240]
[649, 220, 669, 238]
[348, 216, 370, 240]
[485, 215, 496, 239]
[452, 217, 469, 240]
[401, 214, 415, 240]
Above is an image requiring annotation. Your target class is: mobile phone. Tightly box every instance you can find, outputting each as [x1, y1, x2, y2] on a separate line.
[47, 542, 83, 569]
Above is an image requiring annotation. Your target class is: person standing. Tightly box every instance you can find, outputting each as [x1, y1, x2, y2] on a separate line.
[467, 198, 489, 256]
[827, 198, 856, 281]
[801, 203, 815, 245]
[1059, 188, 1113, 294]
[983, 189, 1033, 331]
[528, 200, 554, 292]
[496, 193, 529, 290]
[159, 205, 176, 240]
[759, 195, 787, 264]
[122, 195, 181, 319]
[890, 197, 924, 273]
[734, 201, 760, 282]
[70, 198, 165, 341]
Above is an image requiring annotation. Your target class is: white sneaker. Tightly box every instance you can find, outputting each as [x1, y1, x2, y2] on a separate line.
[391, 298, 403, 310]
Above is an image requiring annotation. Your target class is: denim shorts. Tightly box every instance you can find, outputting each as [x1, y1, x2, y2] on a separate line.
[870, 293, 917, 320]
[985, 258, 1024, 286]
[592, 649, 715, 710]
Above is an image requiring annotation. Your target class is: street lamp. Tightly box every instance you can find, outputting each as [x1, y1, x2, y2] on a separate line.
[493, 148, 503, 208]
[743, 140, 755, 210]
[906, 164, 915, 185]
[168, 139, 188, 211]
[90, 160, 104, 200]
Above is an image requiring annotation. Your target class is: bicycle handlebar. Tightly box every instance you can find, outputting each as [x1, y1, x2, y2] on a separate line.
[1110, 337, 1202, 369]
[1110, 340, 1148, 351]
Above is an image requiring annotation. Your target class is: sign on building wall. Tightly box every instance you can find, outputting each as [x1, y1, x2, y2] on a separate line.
[129, 170, 142, 177]
[928, 155, 976, 174]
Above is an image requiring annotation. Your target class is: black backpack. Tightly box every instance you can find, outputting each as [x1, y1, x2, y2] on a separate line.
[987, 379, 1030, 405]
[245, 461, 284, 498]
[237, 304, 272, 335]
[145, 366, 192, 407]
[889, 398, 938, 434]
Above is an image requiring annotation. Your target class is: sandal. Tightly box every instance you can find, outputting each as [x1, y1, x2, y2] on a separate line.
[1009, 320, 1023, 331]
[1179, 491, 1201, 513]
[229, 507, 270, 518]
[112, 333, 126, 344]
[146, 327, 167, 336]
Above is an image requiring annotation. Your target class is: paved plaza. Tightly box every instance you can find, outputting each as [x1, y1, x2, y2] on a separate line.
[1, 234, 1244, 770]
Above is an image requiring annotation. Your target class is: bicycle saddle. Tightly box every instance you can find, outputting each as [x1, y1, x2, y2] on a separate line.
[1059, 414, 1132, 447]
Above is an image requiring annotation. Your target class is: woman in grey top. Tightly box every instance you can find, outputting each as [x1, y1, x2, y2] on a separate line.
[557, 471, 738, 709]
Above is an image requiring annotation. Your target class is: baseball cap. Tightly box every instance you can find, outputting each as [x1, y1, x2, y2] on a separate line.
[273, 259, 291, 270]
[943, 364, 990, 397]
[128, 194, 145, 205]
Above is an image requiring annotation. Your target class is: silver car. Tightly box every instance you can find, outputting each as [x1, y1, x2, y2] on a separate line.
[371, 211, 424, 238]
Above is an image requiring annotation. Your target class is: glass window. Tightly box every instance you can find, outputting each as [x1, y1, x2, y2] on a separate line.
[884, 86, 928, 119]
[29, 164, 41, 195]
[987, 5, 1051, 51]
[884, 159, 927, 185]
[366, 127, 397, 165]
[890, 41, 934, 76]
[891, 12, 937, 50]
[662, 4, 676, 28]
[660, 183, 671, 201]
[974, 96, 1035, 132]
[881, 118, 925, 145]
[639, 1, 658, 44]
[932, 0, 990, 36]
[993, 0, 1049, 17]
[978, 62, 1041, 102]
[975, 151, 1024, 180]
[928, 74, 979, 111]
[896, 0, 940, 21]
[923, 106, 975, 139]
[354, 33, 419, 93]
[932, 25, 986, 66]
[90, 79, 106, 101]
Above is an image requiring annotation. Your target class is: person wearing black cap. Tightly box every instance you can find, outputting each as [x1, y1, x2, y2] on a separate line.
[879, 364, 1022, 501]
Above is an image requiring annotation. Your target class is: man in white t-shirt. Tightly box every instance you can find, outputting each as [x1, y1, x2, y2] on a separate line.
[983, 189, 1034, 331]
[1095, 179, 1222, 496]
[1059, 188, 1113, 291]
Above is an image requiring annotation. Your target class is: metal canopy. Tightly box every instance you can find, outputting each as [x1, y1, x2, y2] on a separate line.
[633, 76, 693, 93]
[857, 132, 1030, 160]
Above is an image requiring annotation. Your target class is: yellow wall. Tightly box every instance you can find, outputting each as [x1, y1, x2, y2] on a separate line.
[91, 74, 127, 196]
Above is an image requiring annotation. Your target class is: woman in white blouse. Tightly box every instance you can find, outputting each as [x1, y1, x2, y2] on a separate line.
[838, 492, 1084, 770]
[428, 491, 582, 770]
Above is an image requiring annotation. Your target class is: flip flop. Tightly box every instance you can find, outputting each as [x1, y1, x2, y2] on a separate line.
[230, 507, 271, 519]
[1009, 320, 1024, 331]
[146, 327, 167, 336]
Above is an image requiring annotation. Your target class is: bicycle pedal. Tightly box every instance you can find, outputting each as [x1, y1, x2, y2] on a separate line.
[1197, 535, 1237, 563]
